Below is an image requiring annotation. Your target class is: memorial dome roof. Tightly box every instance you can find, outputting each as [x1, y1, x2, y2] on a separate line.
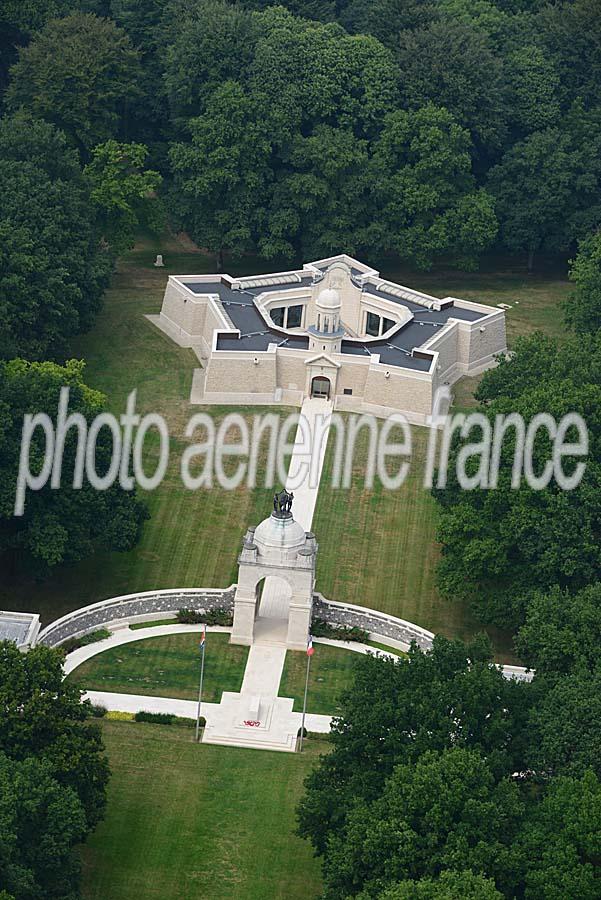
[316, 287, 341, 309]
[253, 513, 307, 553]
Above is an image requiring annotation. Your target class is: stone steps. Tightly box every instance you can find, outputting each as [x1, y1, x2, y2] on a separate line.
[202, 729, 297, 753]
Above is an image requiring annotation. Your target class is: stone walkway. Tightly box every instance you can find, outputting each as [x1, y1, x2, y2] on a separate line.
[203, 398, 333, 750]
[285, 397, 332, 531]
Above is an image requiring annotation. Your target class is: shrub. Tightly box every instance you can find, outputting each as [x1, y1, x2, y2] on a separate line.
[135, 711, 174, 725]
[176, 607, 233, 626]
[105, 710, 134, 721]
[204, 608, 233, 626]
[89, 704, 107, 718]
[311, 618, 368, 643]
[176, 608, 204, 624]
[60, 628, 112, 653]
[134, 711, 198, 728]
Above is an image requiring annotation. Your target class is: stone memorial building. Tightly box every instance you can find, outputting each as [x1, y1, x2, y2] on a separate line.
[153, 253, 506, 424]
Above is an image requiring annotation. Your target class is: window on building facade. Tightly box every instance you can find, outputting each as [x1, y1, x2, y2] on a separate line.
[383, 317, 395, 333]
[287, 305, 302, 328]
[271, 307, 285, 327]
[366, 311, 380, 336]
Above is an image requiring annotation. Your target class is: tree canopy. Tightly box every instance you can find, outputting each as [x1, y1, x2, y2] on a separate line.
[434, 331, 601, 630]
[0, 114, 112, 361]
[564, 231, 601, 334]
[298, 638, 601, 898]
[0, 641, 109, 899]
[6, 13, 141, 154]
[0, 358, 148, 571]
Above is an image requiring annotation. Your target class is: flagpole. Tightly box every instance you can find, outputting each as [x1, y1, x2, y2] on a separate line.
[195, 630, 206, 743]
[299, 646, 312, 752]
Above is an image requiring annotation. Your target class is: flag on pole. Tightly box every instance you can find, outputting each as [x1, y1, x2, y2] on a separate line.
[200, 624, 206, 649]
[307, 635, 314, 656]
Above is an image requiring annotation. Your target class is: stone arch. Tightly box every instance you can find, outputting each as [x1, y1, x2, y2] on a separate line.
[254, 574, 293, 619]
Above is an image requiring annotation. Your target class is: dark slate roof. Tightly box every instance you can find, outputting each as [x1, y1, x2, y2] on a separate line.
[184, 279, 310, 352]
[181, 274, 486, 369]
[362, 281, 484, 322]
[341, 339, 432, 371]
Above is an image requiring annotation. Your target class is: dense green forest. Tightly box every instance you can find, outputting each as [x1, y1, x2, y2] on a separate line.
[1, 2, 601, 898]
[2, 0, 601, 283]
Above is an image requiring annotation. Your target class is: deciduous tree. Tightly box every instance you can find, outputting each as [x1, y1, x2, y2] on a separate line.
[396, 20, 507, 153]
[0, 751, 86, 900]
[0, 640, 109, 829]
[298, 636, 530, 857]
[169, 80, 271, 268]
[321, 748, 522, 897]
[380, 870, 503, 899]
[367, 105, 497, 269]
[487, 104, 601, 270]
[84, 140, 162, 254]
[564, 231, 601, 335]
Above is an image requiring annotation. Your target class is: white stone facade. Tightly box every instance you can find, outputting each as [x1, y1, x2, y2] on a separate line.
[231, 514, 316, 651]
[152, 254, 507, 423]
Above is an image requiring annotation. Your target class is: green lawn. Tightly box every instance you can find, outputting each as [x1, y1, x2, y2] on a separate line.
[0, 238, 565, 660]
[69, 632, 367, 713]
[68, 633, 248, 703]
[0, 236, 285, 624]
[129, 618, 178, 630]
[312, 424, 513, 656]
[81, 720, 325, 900]
[379, 254, 571, 345]
[279, 643, 363, 714]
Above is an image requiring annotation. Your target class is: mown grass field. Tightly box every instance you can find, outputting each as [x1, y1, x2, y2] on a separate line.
[0, 237, 567, 659]
[311, 423, 514, 651]
[279, 643, 362, 714]
[81, 721, 325, 900]
[68, 633, 248, 702]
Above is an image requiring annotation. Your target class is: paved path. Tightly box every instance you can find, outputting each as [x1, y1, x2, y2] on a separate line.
[204, 396, 334, 749]
[69, 401, 338, 752]
[256, 397, 332, 620]
[285, 397, 332, 531]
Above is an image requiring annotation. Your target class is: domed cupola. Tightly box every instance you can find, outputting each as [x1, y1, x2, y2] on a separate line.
[308, 285, 344, 352]
[315, 287, 341, 334]
[252, 512, 308, 562]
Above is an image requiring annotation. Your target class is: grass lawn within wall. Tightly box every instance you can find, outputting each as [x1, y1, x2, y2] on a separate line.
[81, 720, 325, 900]
[68, 633, 248, 702]
[279, 643, 364, 715]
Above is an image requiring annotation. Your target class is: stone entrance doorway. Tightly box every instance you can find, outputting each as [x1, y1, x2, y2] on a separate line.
[311, 375, 331, 399]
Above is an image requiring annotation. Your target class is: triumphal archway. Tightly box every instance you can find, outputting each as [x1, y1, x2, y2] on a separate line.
[230, 490, 317, 651]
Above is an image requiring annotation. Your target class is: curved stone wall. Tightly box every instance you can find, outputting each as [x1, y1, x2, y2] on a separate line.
[37, 587, 235, 648]
[313, 593, 434, 651]
[36, 586, 531, 681]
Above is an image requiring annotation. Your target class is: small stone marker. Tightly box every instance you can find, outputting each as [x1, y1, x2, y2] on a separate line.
[154, 254, 165, 267]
